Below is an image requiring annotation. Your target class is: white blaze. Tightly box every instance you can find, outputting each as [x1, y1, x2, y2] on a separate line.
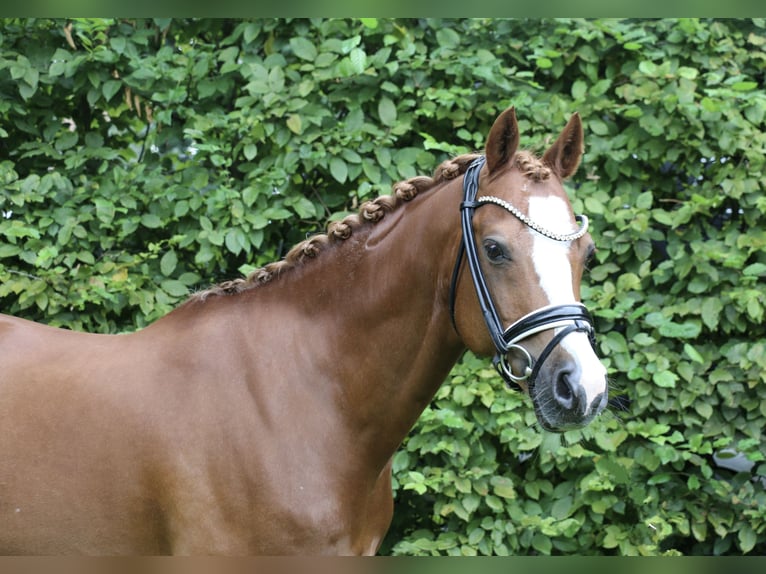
[527, 196, 607, 404]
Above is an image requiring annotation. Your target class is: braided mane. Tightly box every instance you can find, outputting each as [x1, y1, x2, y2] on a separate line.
[188, 149, 552, 302]
[189, 153, 483, 301]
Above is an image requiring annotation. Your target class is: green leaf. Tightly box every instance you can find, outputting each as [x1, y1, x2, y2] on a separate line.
[551, 495, 573, 519]
[49, 59, 66, 77]
[77, 250, 95, 264]
[683, 343, 705, 364]
[94, 198, 115, 224]
[595, 428, 629, 451]
[732, 81, 757, 92]
[738, 525, 757, 553]
[653, 371, 678, 388]
[745, 104, 764, 125]
[462, 493, 480, 514]
[491, 476, 515, 499]
[85, 132, 104, 148]
[436, 28, 460, 49]
[700, 97, 721, 112]
[534, 55, 553, 69]
[596, 457, 631, 485]
[378, 96, 397, 127]
[160, 279, 189, 297]
[290, 197, 317, 219]
[286, 114, 302, 134]
[243, 143, 258, 161]
[160, 250, 178, 277]
[263, 207, 291, 221]
[701, 298, 722, 330]
[240, 22, 259, 44]
[677, 66, 698, 80]
[225, 228, 247, 255]
[531, 533, 552, 554]
[652, 209, 674, 226]
[638, 60, 657, 76]
[174, 200, 190, 218]
[695, 402, 713, 419]
[584, 196, 605, 215]
[290, 37, 317, 61]
[55, 132, 78, 151]
[392, 450, 409, 473]
[636, 191, 653, 210]
[743, 263, 766, 277]
[452, 384, 473, 406]
[9, 58, 28, 80]
[329, 157, 348, 183]
[0, 244, 20, 258]
[141, 213, 162, 229]
[403, 471, 427, 495]
[647, 473, 672, 486]
[687, 275, 709, 294]
[524, 481, 540, 500]
[589, 118, 608, 135]
[571, 80, 587, 100]
[348, 48, 366, 74]
[658, 321, 701, 339]
[467, 528, 485, 546]
[102, 80, 121, 102]
[179, 272, 201, 286]
[110, 37, 127, 54]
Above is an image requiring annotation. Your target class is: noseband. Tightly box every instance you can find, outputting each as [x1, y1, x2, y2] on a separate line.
[449, 156, 597, 391]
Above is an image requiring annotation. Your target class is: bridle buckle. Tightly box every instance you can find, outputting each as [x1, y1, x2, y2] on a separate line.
[494, 344, 533, 390]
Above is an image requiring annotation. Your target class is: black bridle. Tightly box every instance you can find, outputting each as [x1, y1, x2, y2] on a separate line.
[449, 156, 597, 391]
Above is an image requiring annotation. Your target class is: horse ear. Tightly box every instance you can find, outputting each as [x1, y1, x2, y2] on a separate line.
[542, 112, 584, 179]
[485, 106, 520, 174]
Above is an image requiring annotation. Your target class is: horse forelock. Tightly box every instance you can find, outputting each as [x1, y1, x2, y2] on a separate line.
[513, 150, 552, 182]
[188, 153, 482, 302]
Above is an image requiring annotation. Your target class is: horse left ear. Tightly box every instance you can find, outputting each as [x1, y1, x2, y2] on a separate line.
[542, 112, 584, 179]
[485, 106, 520, 175]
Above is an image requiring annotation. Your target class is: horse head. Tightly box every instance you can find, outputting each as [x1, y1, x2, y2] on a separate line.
[452, 107, 608, 431]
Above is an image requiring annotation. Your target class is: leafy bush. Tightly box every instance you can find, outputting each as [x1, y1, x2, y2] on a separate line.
[1, 18, 765, 554]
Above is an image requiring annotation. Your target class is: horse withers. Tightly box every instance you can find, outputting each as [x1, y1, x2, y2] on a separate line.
[0, 107, 607, 554]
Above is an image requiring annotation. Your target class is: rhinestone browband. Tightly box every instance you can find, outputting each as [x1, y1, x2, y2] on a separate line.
[475, 195, 589, 242]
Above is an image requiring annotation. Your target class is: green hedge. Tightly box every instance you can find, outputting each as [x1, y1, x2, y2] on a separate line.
[1, 18, 765, 555]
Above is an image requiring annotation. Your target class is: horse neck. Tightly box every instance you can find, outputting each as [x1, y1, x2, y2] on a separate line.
[255, 177, 466, 465]
[159, 176, 467, 472]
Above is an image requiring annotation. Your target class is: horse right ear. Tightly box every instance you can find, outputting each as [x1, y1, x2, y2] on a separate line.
[485, 106, 520, 175]
[542, 112, 584, 179]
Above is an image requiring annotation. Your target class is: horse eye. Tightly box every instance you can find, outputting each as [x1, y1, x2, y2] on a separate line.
[484, 240, 507, 263]
[584, 244, 597, 268]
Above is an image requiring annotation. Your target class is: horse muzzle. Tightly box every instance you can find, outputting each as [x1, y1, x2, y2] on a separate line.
[533, 360, 609, 431]
[493, 303, 609, 431]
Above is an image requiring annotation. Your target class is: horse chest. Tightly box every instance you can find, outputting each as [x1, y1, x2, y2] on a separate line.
[161, 464, 392, 555]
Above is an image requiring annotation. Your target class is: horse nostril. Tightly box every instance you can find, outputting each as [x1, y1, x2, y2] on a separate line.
[554, 370, 575, 410]
[590, 392, 607, 415]
[554, 369, 592, 417]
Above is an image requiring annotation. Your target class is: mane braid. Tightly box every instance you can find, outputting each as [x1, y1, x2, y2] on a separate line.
[514, 150, 551, 182]
[188, 153, 482, 302]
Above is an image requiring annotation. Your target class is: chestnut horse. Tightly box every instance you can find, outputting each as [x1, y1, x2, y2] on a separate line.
[0, 107, 607, 554]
